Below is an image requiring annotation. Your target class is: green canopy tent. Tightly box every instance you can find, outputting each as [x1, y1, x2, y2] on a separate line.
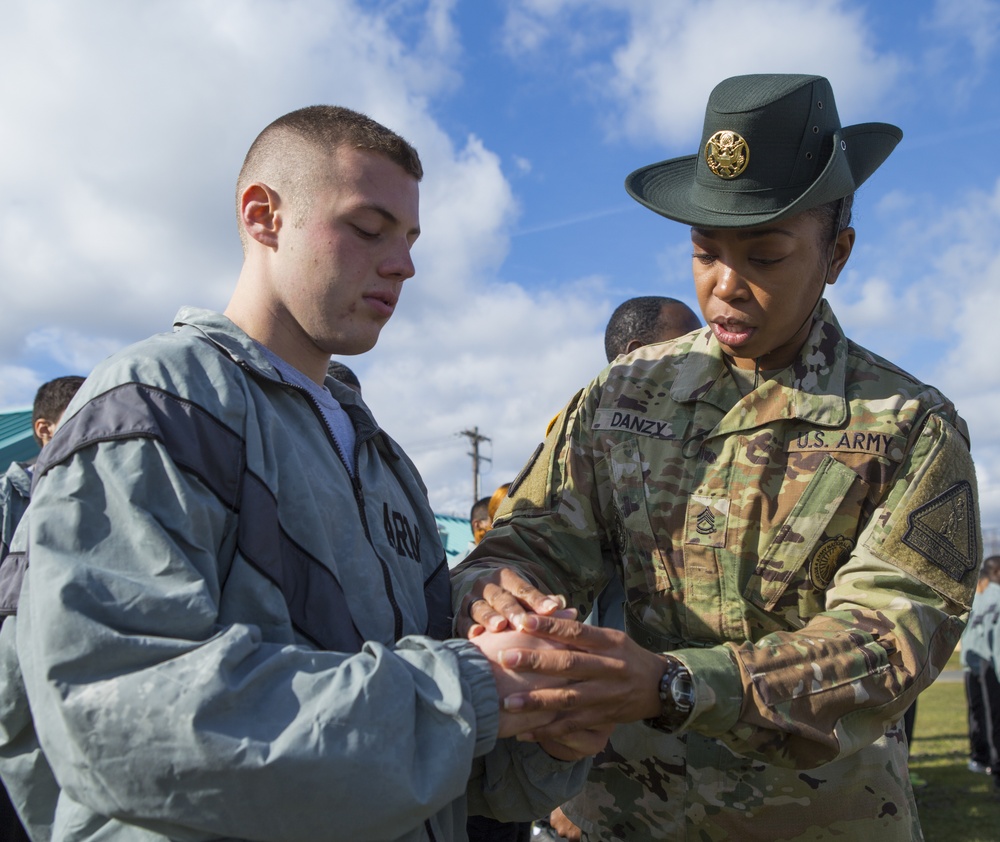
[434, 513, 473, 568]
[0, 408, 38, 468]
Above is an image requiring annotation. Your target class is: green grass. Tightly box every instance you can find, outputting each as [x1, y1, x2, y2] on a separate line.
[910, 654, 1000, 841]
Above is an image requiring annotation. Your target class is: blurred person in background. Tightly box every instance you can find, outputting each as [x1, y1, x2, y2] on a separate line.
[961, 555, 1000, 796]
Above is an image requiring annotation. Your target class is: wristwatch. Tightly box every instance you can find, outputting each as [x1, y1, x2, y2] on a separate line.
[646, 655, 694, 733]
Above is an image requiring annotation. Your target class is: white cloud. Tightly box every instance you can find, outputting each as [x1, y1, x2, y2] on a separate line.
[825, 275, 894, 333]
[3, 0, 999, 544]
[923, 0, 1000, 100]
[410, 133, 519, 309]
[0, 0, 464, 363]
[0, 0, 603, 519]
[0, 366, 41, 410]
[359, 276, 612, 515]
[500, 0, 907, 149]
[502, 2, 566, 55]
[923, 186, 1000, 391]
[827, 176, 1000, 526]
[23, 328, 125, 376]
[513, 155, 533, 176]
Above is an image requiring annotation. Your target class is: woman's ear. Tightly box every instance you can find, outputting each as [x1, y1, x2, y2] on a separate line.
[826, 226, 856, 286]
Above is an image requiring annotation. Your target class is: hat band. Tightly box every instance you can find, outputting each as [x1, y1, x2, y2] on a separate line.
[687, 181, 807, 216]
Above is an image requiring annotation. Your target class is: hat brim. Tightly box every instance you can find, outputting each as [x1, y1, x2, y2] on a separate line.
[626, 122, 902, 229]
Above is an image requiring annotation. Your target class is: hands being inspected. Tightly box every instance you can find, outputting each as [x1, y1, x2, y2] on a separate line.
[470, 630, 612, 759]
[463, 567, 669, 760]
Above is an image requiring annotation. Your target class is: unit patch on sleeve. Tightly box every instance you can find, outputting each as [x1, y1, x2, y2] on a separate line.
[901, 480, 978, 583]
[809, 536, 854, 591]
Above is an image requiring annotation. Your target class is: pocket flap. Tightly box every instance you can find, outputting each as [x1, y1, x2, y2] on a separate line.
[744, 456, 859, 611]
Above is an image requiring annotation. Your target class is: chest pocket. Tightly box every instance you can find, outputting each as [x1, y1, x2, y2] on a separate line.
[608, 437, 677, 595]
[743, 455, 865, 615]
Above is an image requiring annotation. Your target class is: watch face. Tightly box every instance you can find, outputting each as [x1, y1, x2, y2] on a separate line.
[671, 672, 694, 711]
[647, 658, 694, 733]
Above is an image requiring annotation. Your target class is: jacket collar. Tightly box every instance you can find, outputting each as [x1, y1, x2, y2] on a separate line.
[172, 307, 392, 453]
[670, 299, 850, 430]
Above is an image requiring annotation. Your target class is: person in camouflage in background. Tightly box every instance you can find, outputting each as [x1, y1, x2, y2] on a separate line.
[451, 74, 981, 840]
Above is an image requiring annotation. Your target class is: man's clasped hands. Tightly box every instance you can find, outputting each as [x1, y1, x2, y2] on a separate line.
[460, 568, 671, 761]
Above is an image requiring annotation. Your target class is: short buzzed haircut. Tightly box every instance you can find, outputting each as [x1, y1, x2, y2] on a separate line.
[604, 296, 701, 362]
[470, 497, 491, 523]
[32, 376, 85, 446]
[236, 105, 423, 252]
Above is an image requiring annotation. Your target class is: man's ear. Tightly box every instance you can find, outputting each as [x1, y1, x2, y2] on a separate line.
[826, 226, 856, 286]
[240, 183, 282, 250]
[34, 417, 57, 447]
[624, 338, 644, 355]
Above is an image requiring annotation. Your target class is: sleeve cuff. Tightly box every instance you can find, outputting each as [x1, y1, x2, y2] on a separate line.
[673, 644, 744, 736]
[443, 639, 500, 757]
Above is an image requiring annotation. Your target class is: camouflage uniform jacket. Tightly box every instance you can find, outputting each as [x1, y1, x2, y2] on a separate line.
[452, 301, 980, 841]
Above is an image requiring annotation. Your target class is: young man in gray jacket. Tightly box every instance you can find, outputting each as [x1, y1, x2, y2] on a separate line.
[0, 106, 594, 841]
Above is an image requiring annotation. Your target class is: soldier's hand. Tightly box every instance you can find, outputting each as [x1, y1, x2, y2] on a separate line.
[490, 614, 668, 736]
[458, 566, 576, 639]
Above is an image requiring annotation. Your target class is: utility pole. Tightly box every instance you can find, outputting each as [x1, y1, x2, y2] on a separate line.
[459, 427, 491, 504]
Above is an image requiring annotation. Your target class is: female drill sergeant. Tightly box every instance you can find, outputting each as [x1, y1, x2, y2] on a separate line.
[452, 74, 981, 840]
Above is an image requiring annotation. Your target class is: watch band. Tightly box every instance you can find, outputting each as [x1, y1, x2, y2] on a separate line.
[645, 655, 693, 733]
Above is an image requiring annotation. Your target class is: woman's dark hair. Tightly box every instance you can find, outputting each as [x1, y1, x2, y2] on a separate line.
[807, 194, 855, 245]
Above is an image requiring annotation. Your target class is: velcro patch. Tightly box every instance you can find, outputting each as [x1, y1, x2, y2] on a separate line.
[864, 412, 980, 609]
[901, 480, 978, 582]
[505, 389, 584, 518]
[684, 494, 729, 549]
[787, 430, 904, 461]
[507, 442, 543, 499]
[592, 408, 684, 440]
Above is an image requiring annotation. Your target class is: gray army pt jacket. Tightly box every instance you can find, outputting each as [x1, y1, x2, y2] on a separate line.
[0, 308, 586, 842]
[961, 581, 1000, 671]
[0, 460, 31, 565]
[453, 301, 980, 841]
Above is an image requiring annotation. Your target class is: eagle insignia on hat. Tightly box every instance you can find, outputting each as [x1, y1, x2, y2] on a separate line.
[705, 130, 749, 179]
[626, 75, 902, 227]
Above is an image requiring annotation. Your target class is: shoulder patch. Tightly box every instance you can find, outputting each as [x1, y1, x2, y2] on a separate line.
[507, 442, 543, 499]
[504, 388, 585, 518]
[865, 413, 981, 609]
[901, 480, 978, 582]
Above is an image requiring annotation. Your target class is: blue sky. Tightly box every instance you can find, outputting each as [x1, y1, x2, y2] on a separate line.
[3, 0, 1000, 536]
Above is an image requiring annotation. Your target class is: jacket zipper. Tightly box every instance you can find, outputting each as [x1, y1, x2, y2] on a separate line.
[271, 371, 405, 640]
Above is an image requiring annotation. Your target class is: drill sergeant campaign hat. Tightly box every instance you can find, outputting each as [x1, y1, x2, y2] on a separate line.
[625, 74, 902, 228]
